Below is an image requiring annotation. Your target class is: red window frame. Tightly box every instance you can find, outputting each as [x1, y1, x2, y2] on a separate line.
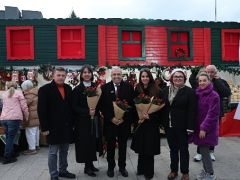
[121, 31, 142, 58]
[222, 29, 240, 62]
[57, 26, 85, 60]
[6, 26, 34, 60]
[170, 31, 190, 58]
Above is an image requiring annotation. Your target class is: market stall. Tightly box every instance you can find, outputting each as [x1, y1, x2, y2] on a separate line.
[220, 82, 240, 137]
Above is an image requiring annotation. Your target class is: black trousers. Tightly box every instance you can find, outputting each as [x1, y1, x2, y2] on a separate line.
[106, 124, 129, 170]
[137, 154, 154, 178]
[166, 128, 189, 174]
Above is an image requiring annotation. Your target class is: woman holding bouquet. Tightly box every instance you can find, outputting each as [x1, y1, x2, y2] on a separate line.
[131, 68, 163, 180]
[72, 65, 101, 177]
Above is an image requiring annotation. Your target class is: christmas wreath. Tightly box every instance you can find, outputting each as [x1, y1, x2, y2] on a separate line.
[175, 48, 186, 58]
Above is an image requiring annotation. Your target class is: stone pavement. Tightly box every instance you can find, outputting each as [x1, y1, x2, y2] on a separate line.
[0, 137, 239, 180]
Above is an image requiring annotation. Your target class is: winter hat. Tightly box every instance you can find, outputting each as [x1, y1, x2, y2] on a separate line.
[170, 68, 187, 83]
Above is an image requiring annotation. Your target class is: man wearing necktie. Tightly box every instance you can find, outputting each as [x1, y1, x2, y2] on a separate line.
[99, 67, 135, 178]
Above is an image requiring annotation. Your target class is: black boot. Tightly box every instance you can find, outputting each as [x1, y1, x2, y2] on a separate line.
[90, 162, 99, 172]
[84, 162, 96, 177]
[84, 169, 96, 177]
[2, 157, 17, 165]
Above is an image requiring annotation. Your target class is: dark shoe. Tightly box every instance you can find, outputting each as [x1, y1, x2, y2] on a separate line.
[23, 149, 37, 155]
[144, 175, 153, 180]
[167, 172, 178, 180]
[51, 177, 59, 180]
[137, 170, 144, 176]
[13, 152, 20, 158]
[91, 165, 99, 172]
[59, 171, 76, 179]
[2, 157, 17, 164]
[84, 169, 96, 177]
[107, 169, 114, 178]
[119, 169, 128, 177]
[181, 174, 189, 180]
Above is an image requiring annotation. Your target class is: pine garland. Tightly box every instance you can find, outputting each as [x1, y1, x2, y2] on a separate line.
[1, 64, 240, 77]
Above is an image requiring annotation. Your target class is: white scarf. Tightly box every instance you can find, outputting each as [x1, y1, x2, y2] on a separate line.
[83, 81, 91, 87]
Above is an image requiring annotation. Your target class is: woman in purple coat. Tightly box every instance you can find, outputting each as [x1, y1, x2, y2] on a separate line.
[193, 72, 220, 180]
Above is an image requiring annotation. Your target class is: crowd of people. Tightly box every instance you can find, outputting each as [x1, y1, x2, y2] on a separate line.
[0, 64, 231, 180]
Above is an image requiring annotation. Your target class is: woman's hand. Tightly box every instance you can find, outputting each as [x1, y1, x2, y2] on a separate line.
[112, 117, 123, 126]
[142, 112, 149, 120]
[41, 131, 49, 136]
[138, 119, 144, 124]
[199, 130, 206, 139]
[89, 108, 96, 116]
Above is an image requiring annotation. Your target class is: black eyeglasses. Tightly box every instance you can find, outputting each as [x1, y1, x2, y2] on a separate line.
[173, 76, 184, 79]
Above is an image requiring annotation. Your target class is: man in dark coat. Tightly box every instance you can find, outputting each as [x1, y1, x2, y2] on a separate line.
[99, 67, 135, 178]
[38, 67, 75, 180]
[206, 65, 231, 117]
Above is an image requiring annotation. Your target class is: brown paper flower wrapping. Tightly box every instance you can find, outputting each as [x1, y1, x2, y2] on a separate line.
[86, 87, 102, 119]
[113, 101, 126, 119]
[147, 103, 165, 114]
[135, 103, 151, 120]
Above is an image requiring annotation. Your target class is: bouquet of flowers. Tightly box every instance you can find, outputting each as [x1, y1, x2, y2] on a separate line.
[113, 98, 131, 120]
[84, 85, 102, 119]
[134, 93, 152, 120]
[133, 94, 165, 133]
[148, 97, 165, 114]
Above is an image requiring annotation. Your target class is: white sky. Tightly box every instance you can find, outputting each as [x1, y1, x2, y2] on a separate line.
[1, 0, 240, 22]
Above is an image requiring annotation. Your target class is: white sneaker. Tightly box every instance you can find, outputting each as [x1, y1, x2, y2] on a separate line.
[196, 170, 207, 180]
[210, 153, 216, 161]
[202, 173, 217, 180]
[194, 154, 202, 162]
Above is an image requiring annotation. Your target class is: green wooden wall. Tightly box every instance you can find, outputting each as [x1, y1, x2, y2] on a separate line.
[0, 22, 98, 66]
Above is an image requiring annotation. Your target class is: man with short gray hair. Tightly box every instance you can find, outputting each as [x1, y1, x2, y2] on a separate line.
[99, 66, 135, 178]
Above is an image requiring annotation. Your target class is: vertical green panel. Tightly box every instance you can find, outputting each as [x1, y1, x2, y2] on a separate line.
[0, 25, 7, 66]
[35, 25, 57, 65]
[211, 28, 222, 65]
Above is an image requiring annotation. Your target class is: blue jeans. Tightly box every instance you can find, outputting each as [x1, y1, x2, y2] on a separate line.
[48, 144, 69, 178]
[1, 120, 21, 159]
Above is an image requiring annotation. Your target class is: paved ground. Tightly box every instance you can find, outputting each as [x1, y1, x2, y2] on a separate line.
[0, 137, 239, 180]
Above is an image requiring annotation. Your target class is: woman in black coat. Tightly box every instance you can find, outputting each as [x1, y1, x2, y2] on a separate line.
[160, 69, 197, 180]
[131, 69, 162, 180]
[72, 65, 101, 177]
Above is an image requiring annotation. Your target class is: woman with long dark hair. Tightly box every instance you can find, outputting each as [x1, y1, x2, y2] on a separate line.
[131, 69, 162, 180]
[72, 65, 101, 177]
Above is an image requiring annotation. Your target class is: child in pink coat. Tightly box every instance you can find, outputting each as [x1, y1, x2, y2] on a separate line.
[0, 81, 29, 164]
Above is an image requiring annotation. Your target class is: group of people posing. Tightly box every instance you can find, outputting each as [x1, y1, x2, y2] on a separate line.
[0, 64, 231, 180]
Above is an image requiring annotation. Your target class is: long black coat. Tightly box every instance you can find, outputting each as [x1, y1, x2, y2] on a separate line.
[72, 82, 101, 163]
[160, 86, 197, 131]
[37, 81, 74, 145]
[131, 87, 162, 156]
[99, 81, 135, 139]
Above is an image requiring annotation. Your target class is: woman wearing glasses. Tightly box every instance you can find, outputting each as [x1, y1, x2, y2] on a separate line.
[160, 69, 197, 180]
